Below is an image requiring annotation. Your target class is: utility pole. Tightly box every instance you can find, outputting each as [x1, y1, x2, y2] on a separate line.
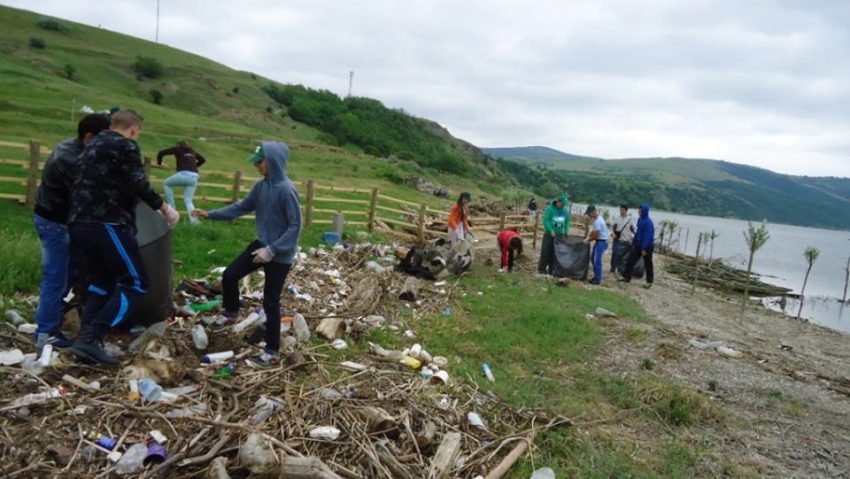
[347, 71, 354, 98]
[155, 0, 160, 43]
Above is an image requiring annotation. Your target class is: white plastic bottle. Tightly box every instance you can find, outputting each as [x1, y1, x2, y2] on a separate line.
[293, 313, 310, 341]
[191, 324, 209, 350]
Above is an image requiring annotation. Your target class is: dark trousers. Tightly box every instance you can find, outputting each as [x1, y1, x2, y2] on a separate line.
[222, 240, 290, 354]
[538, 233, 556, 274]
[610, 239, 621, 272]
[69, 222, 149, 342]
[624, 244, 654, 284]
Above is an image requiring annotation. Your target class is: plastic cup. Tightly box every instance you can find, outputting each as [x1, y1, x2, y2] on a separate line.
[144, 443, 167, 465]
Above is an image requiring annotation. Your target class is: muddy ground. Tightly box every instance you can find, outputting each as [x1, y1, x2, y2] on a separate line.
[597, 255, 850, 478]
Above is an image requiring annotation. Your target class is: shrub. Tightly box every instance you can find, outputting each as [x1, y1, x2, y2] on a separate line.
[149, 89, 163, 104]
[37, 17, 67, 32]
[232, 86, 240, 94]
[29, 36, 45, 49]
[63, 63, 76, 80]
[134, 56, 164, 79]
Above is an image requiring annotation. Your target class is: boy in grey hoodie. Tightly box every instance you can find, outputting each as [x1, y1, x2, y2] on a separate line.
[193, 141, 302, 367]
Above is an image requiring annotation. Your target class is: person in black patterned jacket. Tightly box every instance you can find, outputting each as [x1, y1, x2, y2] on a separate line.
[67, 110, 180, 366]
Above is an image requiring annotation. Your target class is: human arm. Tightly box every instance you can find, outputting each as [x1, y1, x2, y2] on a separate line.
[123, 141, 164, 211]
[156, 146, 178, 166]
[206, 185, 258, 220]
[195, 152, 206, 168]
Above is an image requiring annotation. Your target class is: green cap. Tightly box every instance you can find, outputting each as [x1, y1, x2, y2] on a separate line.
[246, 144, 265, 164]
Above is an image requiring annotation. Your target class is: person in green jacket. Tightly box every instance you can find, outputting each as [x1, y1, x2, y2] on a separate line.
[537, 194, 570, 275]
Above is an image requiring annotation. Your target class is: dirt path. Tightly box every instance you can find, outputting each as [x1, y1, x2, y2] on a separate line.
[600, 255, 850, 478]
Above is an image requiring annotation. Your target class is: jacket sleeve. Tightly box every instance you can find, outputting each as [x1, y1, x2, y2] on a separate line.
[542, 207, 553, 233]
[641, 221, 655, 251]
[207, 185, 258, 220]
[123, 142, 163, 210]
[447, 205, 459, 230]
[195, 152, 206, 168]
[267, 186, 302, 259]
[157, 146, 178, 165]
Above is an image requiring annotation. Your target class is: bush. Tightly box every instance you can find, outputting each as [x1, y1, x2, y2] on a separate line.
[63, 63, 76, 80]
[232, 86, 240, 94]
[29, 36, 45, 49]
[37, 17, 67, 32]
[149, 89, 163, 104]
[134, 56, 164, 79]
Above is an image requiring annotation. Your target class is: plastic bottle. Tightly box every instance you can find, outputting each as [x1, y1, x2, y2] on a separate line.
[191, 324, 208, 350]
[202, 351, 234, 363]
[115, 443, 147, 475]
[251, 396, 283, 425]
[530, 467, 556, 479]
[482, 363, 495, 383]
[293, 313, 310, 341]
[38, 344, 53, 367]
[212, 364, 236, 380]
[138, 378, 163, 402]
[128, 321, 167, 354]
[233, 308, 264, 333]
[5, 309, 25, 325]
[189, 299, 222, 312]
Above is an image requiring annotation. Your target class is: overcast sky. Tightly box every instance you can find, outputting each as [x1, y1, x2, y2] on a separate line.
[7, 0, 849, 177]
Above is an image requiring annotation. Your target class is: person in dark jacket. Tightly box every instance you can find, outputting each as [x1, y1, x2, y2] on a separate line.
[67, 110, 179, 366]
[32, 113, 111, 353]
[620, 203, 655, 288]
[157, 140, 206, 225]
[192, 141, 302, 368]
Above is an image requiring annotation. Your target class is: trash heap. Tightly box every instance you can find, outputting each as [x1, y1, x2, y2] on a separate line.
[0, 242, 567, 478]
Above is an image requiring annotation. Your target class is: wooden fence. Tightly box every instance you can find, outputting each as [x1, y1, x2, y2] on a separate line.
[0, 139, 584, 247]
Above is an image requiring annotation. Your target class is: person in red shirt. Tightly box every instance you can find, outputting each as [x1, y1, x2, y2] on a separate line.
[497, 229, 523, 272]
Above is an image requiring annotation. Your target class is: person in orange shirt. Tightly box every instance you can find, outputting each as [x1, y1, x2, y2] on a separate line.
[496, 229, 523, 272]
[447, 192, 472, 242]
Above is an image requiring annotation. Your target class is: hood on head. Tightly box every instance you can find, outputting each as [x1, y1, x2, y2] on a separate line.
[639, 203, 650, 217]
[261, 141, 289, 183]
[555, 193, 568, 206]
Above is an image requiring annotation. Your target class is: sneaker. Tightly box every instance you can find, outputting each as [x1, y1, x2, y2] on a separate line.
[588, 279, 600, 285]
[247, 351, 279, 369]
[35, 332, 74, 353]
[643, 283, 653, 289]
[69, 340, 119, 366]
[208, 313, 238, 332]
[536, 273, 550, 278]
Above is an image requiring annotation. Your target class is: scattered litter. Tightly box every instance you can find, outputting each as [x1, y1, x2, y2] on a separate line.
[0, 348, 24, 366]
[431, 370, 450, 384]
[309, 426, 341, 440]
[128, 321, 166, 354]
[331, 339, 348, 350]
[138, 379, 163, 402]
[780, 344, 794, 351]
[149, 430, 168, 444]
[202, 351, 234, 363]
[115, 443, 147, 475]
[144, 443, 167, 465]
[294, 313, 311, 341]
[17, 323, 37, 334]
[365, 261, 386, 273]
[11, 387, 66, 408]
[688, 338, 725, 350]
[400, 357, 422, 369]
[4, 309, 25, 325]
[191, 324, 208, 350]
[482, 363, 495, 383]
[717, 346, 744, 358]
[340, 361, 368, 371]
[531, 467, 556, 479]
[467, 412, 487, 430]
[594, 307, 617, 318]
[319, 388, 343, 400]
[404, 329, 416, 338]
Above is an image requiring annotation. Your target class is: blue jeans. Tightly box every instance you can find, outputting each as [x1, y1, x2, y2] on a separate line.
[34, 215, 70, 335]
[591, 239, 609, 283]
[163, 171, 199, 222]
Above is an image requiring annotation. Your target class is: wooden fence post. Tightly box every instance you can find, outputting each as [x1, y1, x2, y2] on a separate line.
[25, 141, 40, 208]
[231, 170, 242, 203]
[368, 188, 379, 233]
[305, 179, 315, 227]
[417, 203, 427, 244]
[143, 157, 151, 181]
[498, 212, 506, 232]
[532, 212, 539, 250]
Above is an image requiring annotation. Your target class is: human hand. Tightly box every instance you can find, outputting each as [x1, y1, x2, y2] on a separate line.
[551, 232, 556, 238]
[641, 251, 647, 257]
[252, 247, 273, 264]
[192, 209, 209, 218]
[160, 204, 180, 229]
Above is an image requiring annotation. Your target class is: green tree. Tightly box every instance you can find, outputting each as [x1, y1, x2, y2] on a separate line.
[29, 36, 45, 49]
[796, 246, 820, 320]
[63, 63, 76, 80]
[149, 89, 163, 104]
[134, 56, 164, 79]
[741, 221, 770, 317]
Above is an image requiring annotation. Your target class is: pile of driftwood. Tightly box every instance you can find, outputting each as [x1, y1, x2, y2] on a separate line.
[0, 244, 567, 478]
[665, 253, 793, 297]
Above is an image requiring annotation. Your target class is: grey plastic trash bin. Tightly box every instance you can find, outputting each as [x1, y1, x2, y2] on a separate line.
[126, 203, 173, 326]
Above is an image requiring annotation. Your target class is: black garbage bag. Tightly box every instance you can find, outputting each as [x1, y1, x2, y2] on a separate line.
[615, 242, 645, 279]
[396, 238, 473, 279]
[126, 202, 173, 326]
[552, 236, 589, 280]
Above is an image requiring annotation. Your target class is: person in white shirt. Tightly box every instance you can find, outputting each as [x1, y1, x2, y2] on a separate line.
[584, 205, 610, 285]
[609, 204, 635, 273]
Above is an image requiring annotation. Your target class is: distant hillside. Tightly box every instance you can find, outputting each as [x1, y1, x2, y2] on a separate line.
[485, 147, 850, 230]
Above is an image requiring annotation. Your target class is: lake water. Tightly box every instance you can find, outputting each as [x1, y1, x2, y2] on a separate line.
[572, 204, 850, 333]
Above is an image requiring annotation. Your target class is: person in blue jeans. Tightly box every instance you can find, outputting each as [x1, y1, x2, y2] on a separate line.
[157, 140, 206, 225]
[32, 113, 112, 353]
[584, 205, 610, 285]
[192, 141, 302, 369]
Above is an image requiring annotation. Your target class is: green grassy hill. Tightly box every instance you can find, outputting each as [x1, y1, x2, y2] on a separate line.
[485, 147, 850, 230]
